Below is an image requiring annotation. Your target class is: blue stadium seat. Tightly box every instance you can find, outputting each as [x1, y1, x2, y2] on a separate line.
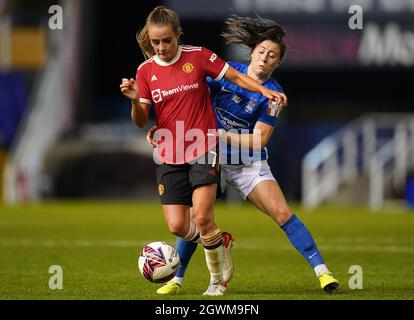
[0, 72, 27, 148]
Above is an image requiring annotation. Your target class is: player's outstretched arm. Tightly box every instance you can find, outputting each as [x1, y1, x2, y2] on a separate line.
[120, 78, 150, 128]
[223, 67, 288, 106]
[219, 122, 274, 151]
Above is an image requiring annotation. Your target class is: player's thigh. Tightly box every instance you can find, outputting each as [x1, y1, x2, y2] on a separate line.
[248, 180, 292, 225]
[162, 204, 191, 236]
[188, 161, 220, 218]
[156, 164, 192, 235]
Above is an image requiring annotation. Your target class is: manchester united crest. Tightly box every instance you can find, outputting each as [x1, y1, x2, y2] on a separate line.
[182, 62, 194, 73]
[158, 184, 165, 196]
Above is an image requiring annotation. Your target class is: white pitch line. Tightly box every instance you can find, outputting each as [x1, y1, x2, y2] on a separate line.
[317, 244, 414, 254]
[0, 239, 149, 248]
[0, 238, 414, 254]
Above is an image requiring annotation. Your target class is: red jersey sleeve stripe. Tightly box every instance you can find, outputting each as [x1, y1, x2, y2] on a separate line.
[182, 48, 203, 52]
[182, 45, 202, 51]
[139, 98, 152, 105]
[214, 63, 229, 81]
[137, 57, 153, 71]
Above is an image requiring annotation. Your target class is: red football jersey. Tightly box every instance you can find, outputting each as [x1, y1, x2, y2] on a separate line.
[137, 45, 229, 164]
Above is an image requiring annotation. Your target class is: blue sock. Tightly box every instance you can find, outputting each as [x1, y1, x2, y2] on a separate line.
[281, 214, 325, 269]
[175, 237, 198, 278]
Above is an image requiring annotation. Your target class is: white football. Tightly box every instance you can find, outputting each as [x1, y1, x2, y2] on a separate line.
[138, 241, 180, 283]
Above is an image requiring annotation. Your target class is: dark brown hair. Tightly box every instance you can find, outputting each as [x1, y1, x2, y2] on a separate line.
[221, 15, 287, 61]
[136, 6, 183, 58]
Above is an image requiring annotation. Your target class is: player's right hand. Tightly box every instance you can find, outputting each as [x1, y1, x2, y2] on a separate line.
[120, 78, 138, 100]
[264, 88, 288, 107]
[146, 125, 158, 148]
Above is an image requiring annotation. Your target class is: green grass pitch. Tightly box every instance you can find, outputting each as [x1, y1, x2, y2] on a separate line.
[1, 201, 414, 300]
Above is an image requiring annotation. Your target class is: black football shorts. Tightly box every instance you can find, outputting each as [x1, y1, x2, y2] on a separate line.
[155, 149, 221, 206]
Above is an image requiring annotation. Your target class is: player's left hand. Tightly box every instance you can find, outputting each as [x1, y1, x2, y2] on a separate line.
[146, 125, 158, 148]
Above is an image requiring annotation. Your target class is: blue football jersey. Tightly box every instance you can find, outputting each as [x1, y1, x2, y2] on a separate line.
[207, 61, 284, 165]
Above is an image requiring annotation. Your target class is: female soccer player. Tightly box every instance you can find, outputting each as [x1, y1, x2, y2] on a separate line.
[120, 6, 287, 296]
[150, 15, 339, 295]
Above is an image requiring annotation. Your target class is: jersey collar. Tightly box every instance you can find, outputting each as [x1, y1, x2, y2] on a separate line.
[153, 45, 182, 66]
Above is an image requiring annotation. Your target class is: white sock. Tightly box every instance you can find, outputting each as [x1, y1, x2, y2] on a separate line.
[200, 228, 224, 284]
[204, 246, 224, 284]
[172, 276, 183, 286]
[314, 264, 330, 277]
[183, 219, 200, 243]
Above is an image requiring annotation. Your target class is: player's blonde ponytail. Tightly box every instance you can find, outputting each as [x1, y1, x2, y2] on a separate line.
[137, 6, 183, 59]
[137, 25, 154, 59]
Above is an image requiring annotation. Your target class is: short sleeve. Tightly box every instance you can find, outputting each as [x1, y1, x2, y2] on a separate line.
[136, 66, 152, 105]
[257, 101, 279, 128]
[200, 48, 229, 81]
[258, 114, 278, 127]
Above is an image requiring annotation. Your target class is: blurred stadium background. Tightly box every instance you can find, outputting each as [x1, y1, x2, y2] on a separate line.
[1, 0, 414, 300]
[1, 0, 414, 208]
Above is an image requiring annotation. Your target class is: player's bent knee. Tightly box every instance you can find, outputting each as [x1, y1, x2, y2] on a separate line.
[274, 207, 292, 226]
[167, 222, 187, 237]
[194, 215, 213, 232]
